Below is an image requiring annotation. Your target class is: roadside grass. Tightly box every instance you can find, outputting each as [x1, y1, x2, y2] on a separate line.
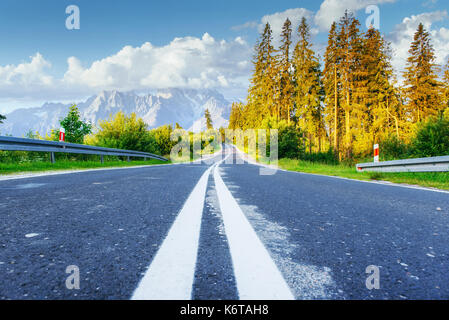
[0, 143, 222, 175]
[0, 158, 169, 176]
[277, 158, 449, 191]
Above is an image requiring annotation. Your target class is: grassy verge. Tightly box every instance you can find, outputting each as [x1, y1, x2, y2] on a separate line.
[0, 158, 169, 176]
[277, 158, 449, 191]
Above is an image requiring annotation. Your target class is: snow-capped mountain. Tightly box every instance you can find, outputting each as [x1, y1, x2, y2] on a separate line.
[1, 88, 231, 137]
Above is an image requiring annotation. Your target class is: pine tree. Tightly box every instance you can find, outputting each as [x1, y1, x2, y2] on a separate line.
[58, 105, 92, 144]
[277, 18, 294, 123]
[337, 11, 363, 158]
[323, 22, 342, 156]
[229, 102, 245, 129]
[403, 23, 443, 123]
[356, 27, 398, 150]
[0, 114, 5, 124]
[292, 17, 324, 152]
[204, 108, 213, 130]
[247, 23, 277, 128]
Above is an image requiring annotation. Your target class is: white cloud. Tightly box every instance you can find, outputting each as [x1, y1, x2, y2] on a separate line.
[387, 10, 449, 82]
[0, 34, 252, 105]
[0, 53, 54, 100]
[314, 0, 396, 31]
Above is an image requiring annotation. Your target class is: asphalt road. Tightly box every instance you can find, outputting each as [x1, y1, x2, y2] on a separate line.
[1, 145, 449, 300]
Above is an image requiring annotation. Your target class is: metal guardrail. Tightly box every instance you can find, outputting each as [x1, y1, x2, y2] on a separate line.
[357, 156, 449, 173]
[0, 136, 168, 163]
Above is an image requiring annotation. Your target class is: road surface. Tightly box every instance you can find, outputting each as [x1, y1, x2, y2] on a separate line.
[1, 145, 449, 300]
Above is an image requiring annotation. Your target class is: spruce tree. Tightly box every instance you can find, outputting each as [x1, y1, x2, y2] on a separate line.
[247, 23, 277, 128]
[403, 23, 443, 123]
[58, 105, 92, 144]
[292, 17, 324, 153]
[277, 18, 294, 123]
[357, 27, 398, 148]
[204, 109, 213, 130]
[229, 102, 245, 129]
[323, 22, 341, 156]
[338, 11, 363, 158]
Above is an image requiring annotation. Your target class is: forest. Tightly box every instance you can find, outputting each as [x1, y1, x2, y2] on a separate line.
[228, 11, 449, 162]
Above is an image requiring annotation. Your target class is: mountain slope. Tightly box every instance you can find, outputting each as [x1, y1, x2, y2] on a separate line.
[2, 88, 231, 137]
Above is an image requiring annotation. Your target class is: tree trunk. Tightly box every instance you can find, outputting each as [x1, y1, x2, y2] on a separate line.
[334, 64, 338, 153]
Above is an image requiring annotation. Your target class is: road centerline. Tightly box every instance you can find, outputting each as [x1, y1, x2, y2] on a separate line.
[213, 160, 295, 300]
[131, 164, 213, 300]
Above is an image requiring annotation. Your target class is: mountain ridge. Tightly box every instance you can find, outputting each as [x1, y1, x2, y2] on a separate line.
[1, 88, 231, 137]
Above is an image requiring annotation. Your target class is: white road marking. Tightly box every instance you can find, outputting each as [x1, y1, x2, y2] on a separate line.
[131, 165, 213, 300]
[0, 164, 171, 181]
[213, 162, 294, 300]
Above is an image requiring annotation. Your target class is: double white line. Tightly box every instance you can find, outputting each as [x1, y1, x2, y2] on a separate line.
[131, 153, 294, 300]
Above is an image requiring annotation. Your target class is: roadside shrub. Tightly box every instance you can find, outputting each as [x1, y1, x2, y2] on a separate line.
[410, 117, 449, 158]
[151, 124, 176, 156]
[381, 135, 410, 160]
[300, 148, 339, 165]
[50, 105, 92, 144]
[278, 125, 304, 159]
[94, 112, 161, 154]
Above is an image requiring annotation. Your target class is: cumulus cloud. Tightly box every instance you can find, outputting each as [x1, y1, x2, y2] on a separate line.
[387, 10, 449, 81]
[314, 0, 396, 31]
[0, 53, 54, 100]
[0, 34, 252, 104]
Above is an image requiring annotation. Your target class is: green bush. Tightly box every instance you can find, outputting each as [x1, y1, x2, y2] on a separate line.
[411, 117, 449, 158]
[152, 125, 176, 156]
[51, 105, 92, 143]
[93, 112, 161, 155]
[278, 125, 304, 159]
[381, 135, 410, 160]
[300, 148, 339, 164]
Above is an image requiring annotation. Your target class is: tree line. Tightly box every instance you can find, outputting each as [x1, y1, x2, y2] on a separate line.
[229, 11, 449, 160]
[1, 104, 219, 163]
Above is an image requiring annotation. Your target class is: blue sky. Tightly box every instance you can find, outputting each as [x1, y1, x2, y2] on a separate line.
[0, 0, 448, 112]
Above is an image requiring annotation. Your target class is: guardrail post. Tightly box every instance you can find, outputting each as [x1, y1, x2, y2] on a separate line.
[100, 155, 104, 164]
[374, 144, 379, 163]
[50, 152, 55, 164]
[127, 156, 130, 162]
